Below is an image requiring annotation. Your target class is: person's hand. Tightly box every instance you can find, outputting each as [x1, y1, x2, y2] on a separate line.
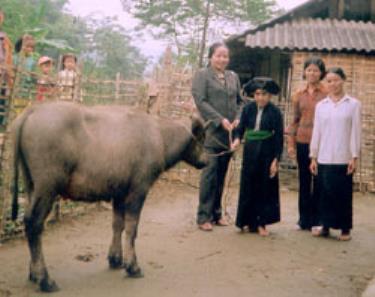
[347, 158, 357, 175]
[310, 158, 318, 176]
[221, 118, 232, 131]
[231, 119, 240, 130]
[270, 159, 278, 178]
[231, 138, 240, 151]
[287, 146, 296, 159]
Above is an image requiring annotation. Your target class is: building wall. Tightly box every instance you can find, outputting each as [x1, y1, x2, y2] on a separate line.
[289, 51, 375, 191]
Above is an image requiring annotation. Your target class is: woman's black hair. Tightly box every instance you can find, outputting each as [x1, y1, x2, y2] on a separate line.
[208, 42, 228, 59]
[303, 56, 326, 80]
[15, 38, 23, 53]
[15, 35, 35, 53]
[61, 53, 77, 70]
[207, 42, 228, 67]
[326, 67, 347, 80]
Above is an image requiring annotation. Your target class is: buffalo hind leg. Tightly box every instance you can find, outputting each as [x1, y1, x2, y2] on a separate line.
[24, 192, 59, 292]
[108, 199, 125, 269]
[123, 192, 146, 278]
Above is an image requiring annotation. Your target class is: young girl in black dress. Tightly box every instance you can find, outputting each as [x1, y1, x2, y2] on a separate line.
[231, 77, 284, 236]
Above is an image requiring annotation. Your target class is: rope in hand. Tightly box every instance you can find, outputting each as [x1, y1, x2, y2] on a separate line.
[179, 117, 237, 157]
[207, 124, 241, 157]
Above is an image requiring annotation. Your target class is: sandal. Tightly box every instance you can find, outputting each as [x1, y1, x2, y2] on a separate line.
[215, 218, 229, 226]
[311, 226, 330, 237]
[338, 233, 351, 241]
[258, 226, 269, 237]
[198, 222, 213, 231]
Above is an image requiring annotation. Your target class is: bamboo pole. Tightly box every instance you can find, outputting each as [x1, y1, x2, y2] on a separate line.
[115, 72, 121, 103]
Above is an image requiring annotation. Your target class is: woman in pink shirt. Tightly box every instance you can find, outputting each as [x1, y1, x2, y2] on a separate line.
[287, 57, 327, 232]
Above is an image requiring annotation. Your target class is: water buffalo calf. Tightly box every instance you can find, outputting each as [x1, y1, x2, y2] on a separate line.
[11, 101, 207, 292]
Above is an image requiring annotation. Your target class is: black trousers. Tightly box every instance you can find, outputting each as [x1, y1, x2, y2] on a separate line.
[197, 148, 231, 224]
[296, 143, 319, 229]
[318, 164, 352, 230]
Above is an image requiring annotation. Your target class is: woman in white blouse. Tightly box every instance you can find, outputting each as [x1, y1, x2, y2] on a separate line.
[309, 67, 361, 241]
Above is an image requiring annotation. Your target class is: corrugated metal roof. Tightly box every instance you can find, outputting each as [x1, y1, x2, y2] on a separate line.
[245, 18, 375, 53]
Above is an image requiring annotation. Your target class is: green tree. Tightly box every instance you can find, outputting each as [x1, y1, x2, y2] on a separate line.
[121, 0, 276, 67]
[1, 0, 73, 52]
[0, 0, 146, 79]
[83, 16, 147, 79]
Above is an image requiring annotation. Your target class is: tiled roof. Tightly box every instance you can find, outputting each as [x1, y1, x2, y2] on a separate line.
[244, 18, 375, 53]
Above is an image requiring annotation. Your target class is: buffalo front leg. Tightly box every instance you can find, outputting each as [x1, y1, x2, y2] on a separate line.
[123, 212, 143, 278]
[123, 193, 146, 278]
[24, 192, 59, 292]
[108, 199, 125, 269]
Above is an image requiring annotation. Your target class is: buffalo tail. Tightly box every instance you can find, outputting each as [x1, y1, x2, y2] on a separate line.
[11, 108, 33, 221]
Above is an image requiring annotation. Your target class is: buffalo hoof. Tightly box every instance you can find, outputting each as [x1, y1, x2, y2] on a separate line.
[125, 266, 144, 278]
[108, 256, 123, 269]
[40, 278, 60, 293]
[29, 272, 38, 283]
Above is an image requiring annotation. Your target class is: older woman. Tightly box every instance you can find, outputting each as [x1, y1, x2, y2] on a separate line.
[310, 67, 361, 241]
[192, 42, 242, 231]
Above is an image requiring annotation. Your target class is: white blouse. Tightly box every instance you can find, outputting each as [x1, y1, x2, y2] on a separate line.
[309, 95, 361, 164]
[254, 107, 264, 131]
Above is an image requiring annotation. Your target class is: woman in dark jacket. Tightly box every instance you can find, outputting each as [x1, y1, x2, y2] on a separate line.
[231, 77, 283, 236]
[192, 42, 242, 231]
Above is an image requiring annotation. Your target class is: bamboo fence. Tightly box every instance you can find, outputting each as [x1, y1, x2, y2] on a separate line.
[0, 49, 374, 240]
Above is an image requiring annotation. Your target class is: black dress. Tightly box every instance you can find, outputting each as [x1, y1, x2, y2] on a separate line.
[234, 101, 284, 230]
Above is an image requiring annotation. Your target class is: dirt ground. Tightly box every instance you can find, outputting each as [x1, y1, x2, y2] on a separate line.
[1, 180, 375, 297]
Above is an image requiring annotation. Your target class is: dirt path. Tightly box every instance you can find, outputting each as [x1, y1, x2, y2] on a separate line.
[1, 181, 375, 297]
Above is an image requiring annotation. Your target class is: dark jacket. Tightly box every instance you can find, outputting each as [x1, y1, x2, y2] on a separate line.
[234, 101, 284, 161]
[192, 66, 242, 149]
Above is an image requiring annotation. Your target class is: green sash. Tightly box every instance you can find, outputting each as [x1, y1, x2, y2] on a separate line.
[245, 129, 273, 141]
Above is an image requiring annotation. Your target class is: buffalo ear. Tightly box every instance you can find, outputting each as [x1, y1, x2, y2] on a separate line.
[191, 114, 204, 137]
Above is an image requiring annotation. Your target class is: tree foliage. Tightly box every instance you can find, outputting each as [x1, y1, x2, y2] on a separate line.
[1, 0, 73, 51]
[121, 0, 277, 66]
[83, 17, 147, 78]
[0, 0, 146, 78]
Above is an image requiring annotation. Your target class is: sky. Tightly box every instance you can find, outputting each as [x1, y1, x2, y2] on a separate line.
[66, 0, 309, 61]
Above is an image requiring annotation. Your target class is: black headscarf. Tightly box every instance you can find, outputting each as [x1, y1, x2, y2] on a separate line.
[243, 77, 280, 96]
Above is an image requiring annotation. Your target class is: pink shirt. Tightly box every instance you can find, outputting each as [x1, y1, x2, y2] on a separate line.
[287, 83, 327, 146]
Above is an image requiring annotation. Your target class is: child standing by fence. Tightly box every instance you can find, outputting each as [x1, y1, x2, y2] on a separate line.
[13, 35, 39, 113]
[58, 53, 81, 102]
[36, 56, 55, 102]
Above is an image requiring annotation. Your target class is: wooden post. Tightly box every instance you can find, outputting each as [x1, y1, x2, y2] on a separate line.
[115, 72, 121, 103]
[198, 0, 211, 68]
[0, 65, 19, 237]
[329, 0, 345, 19]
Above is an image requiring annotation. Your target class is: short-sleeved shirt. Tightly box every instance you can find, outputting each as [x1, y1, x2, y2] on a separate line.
[58, 69, 81, 102]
